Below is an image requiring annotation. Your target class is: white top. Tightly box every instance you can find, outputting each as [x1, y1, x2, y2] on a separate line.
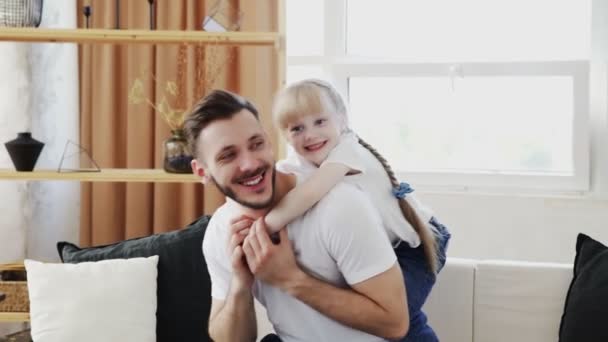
[203, 183, 397, 342]
[278, 131, 434, 247]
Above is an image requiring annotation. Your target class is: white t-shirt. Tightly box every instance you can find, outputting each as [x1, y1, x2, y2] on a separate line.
[278, 131, 434, 247]
[203, 183, 397, 342]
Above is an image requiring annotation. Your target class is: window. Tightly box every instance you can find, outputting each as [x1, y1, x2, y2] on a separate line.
[286, 0, 597, 193]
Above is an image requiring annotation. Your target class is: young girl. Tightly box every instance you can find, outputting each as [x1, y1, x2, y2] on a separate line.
[265, 79, 451, 341]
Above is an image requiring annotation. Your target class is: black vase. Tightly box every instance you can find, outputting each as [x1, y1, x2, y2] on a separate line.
[4, 132, 45, 171]
[163, 129, 193, 174]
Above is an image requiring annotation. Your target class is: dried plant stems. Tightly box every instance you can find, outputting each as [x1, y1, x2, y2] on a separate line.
[128, 39, 235, 131]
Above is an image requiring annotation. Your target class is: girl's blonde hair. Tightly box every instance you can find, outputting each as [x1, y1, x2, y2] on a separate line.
[273, 79, 348, 131]
[274, 79, 440, 273]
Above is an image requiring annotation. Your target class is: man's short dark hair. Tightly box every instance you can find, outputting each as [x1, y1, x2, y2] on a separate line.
[184, 89, 259, 158]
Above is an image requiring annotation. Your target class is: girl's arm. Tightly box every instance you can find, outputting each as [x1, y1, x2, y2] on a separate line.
[264, 162, 351, 233]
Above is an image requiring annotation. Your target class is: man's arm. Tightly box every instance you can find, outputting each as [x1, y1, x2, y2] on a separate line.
[285, 260, 408, 340]
[208, 284, 256, 342]
[243, 222, 409, 340]
[206, 216, 258, 342]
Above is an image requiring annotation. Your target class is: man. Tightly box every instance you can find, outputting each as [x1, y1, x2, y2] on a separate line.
[185, 90, 408, 342]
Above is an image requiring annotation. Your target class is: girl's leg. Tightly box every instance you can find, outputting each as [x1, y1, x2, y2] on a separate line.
[395, 217, 451, 342]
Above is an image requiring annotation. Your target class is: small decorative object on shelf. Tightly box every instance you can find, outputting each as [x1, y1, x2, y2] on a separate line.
[147, 0, 155, 30]
[82, 5, 92, 29]
[57, 140, 101, 173]
[128, 41, 234, 173]
[128, 69, 192, 173]
[0, 262, 28, 314]
[4, 132, 44, 171]
[0, 0, 43, 28]
[203, 0, 243, 32]
[163, 129, 192, 173]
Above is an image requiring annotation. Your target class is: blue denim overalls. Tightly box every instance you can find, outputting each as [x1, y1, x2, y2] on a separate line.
[395, 215, 451, 342]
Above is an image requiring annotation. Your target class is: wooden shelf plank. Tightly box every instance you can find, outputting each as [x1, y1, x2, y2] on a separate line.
[0, 312, 29, 322]
[0, 262, 25, 272]
[0, 28, 279, 46]
[0, 169, 200, 183]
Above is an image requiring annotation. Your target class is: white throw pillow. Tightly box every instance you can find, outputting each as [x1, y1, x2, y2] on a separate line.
[25, 256, 159, 342]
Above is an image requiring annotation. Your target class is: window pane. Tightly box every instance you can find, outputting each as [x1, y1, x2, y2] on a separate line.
[348, 76, 574, 175]
[347, 0, 590, 61]
[286, 0, 324, 56]
[287, 66, 325, 84]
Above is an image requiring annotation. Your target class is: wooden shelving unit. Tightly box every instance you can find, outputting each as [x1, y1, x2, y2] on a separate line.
[0, 312, 29, 322]
[0, 169, 199, 183]
[0, 28, 279, 46]
[0, 28, 283, 184]
[0, 7, 285, 324]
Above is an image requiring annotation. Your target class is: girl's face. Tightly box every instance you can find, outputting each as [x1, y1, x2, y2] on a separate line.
[284, 111, 341, 166]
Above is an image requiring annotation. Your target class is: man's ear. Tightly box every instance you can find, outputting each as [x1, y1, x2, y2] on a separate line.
[191, 159, 210, 184]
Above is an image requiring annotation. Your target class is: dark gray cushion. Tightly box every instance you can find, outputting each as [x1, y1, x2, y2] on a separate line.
[57, 215, 212, 342]
[559, 233, 608, 342]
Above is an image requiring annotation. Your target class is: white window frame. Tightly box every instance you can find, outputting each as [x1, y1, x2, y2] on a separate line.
[286, 0, 607, 195]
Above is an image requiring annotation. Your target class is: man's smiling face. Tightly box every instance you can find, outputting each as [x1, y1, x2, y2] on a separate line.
[196, 109, 276, 209]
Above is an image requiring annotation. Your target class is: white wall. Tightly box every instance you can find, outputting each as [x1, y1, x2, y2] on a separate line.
[0, 45, 30, 263]
[0, 0, 79, 263]
[0, 1, 79, 335]
[27, 0, 80, 261]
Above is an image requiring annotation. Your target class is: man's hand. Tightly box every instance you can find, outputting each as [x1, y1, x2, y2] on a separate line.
[227, 215, 255, 293]
[208, 215, 259, 342]
[242, 218, 303, 288]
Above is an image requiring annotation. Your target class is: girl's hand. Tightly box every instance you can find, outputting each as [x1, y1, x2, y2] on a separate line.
[229, 215, 254, 240]
[227, 215, 255, 292]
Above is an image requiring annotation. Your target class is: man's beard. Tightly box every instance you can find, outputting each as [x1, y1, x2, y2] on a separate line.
[211, 165, 276, 210]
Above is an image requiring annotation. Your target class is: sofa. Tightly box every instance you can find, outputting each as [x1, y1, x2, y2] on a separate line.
[11, 214, 580, 341]
[255, 258, 573, 342]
